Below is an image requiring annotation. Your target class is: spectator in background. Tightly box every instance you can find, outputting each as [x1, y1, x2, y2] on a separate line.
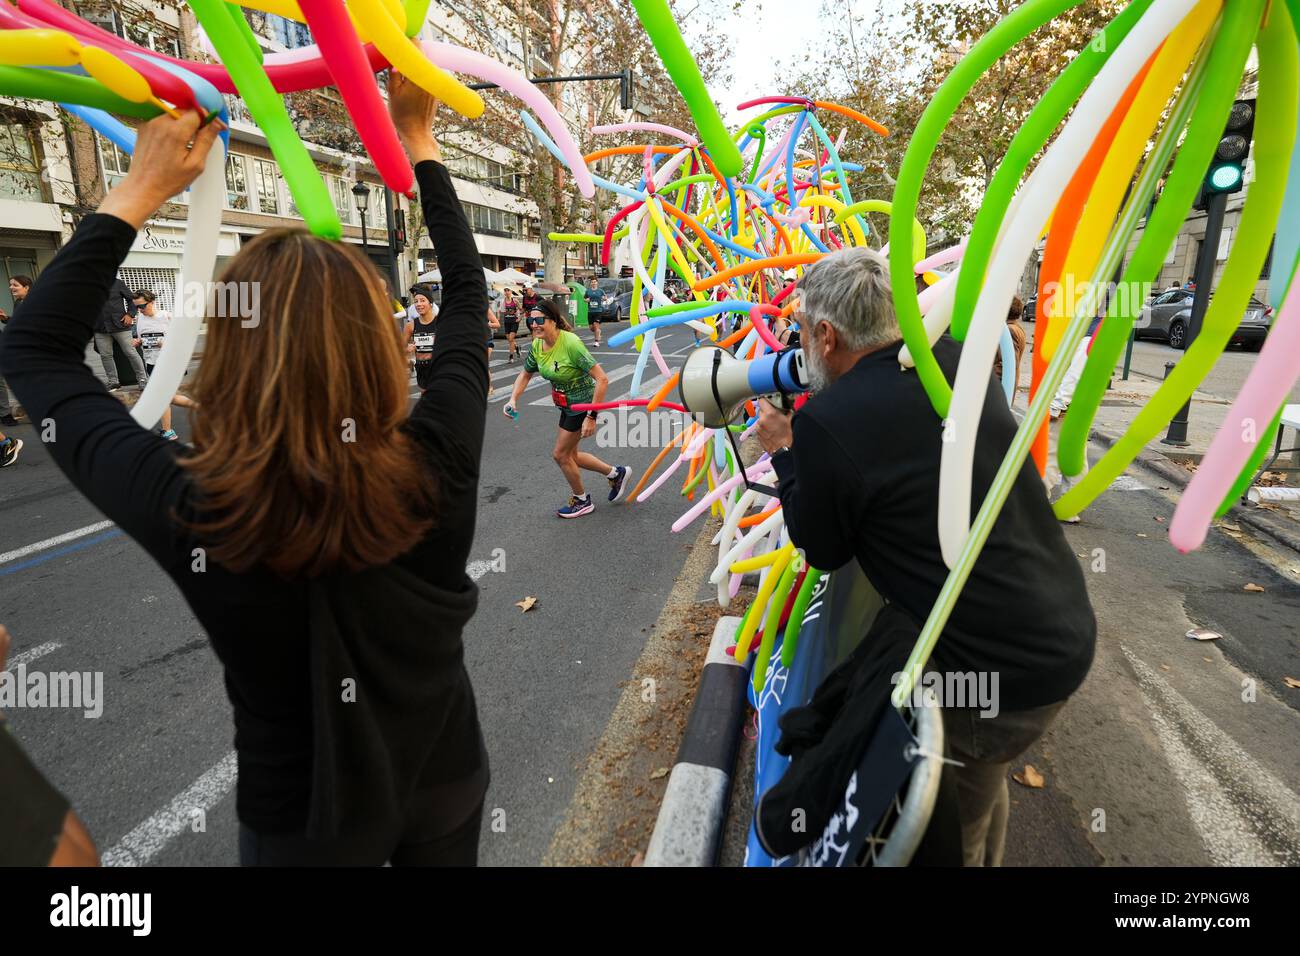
[1186, 275, 1197, 291]
[992, 295, 1028, 401]
[93, 275, 148, 391]
[1, 275, 34, 425]
[131, 290, 197, 441]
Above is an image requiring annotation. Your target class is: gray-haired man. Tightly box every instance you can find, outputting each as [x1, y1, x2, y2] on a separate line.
[755, 247, 1096, 866]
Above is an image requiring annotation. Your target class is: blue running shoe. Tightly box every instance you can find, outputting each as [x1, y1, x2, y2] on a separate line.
[607, 465, 633, 502]
[557, 493, 594, 518]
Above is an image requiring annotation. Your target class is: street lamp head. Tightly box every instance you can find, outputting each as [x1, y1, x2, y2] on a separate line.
[351, 181, 370, 212]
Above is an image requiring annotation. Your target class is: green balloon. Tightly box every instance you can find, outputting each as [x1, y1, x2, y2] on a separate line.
[950, 0, 1152, 343]
[1056, 0, 1265, 479]
[403, 0, 433, 37]
[1055, 0, 1297, 517]
[189, 0, 340, 239]
[630, 0, 743, 179]
[0, 66, 159, 118]
[889, 0, 1087, 419]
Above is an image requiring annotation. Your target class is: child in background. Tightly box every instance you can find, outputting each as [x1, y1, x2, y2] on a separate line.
[131, 291, 197, 441]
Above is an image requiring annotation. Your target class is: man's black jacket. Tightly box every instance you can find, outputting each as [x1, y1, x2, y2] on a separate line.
[771, 335, 1096, 712]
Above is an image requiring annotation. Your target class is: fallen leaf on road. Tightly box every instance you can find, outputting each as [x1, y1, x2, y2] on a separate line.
[1154, 516, 1165, 523]
[1160, 664, 1170, 671]
[650, 767, 669, 780]
[1220, 521, 1242, 532]
[1136, 533, 1148, 538]
[515, 595, 539, 612]
[1203, 657, 1213, 663]
[1243, 583, 1265, 593]
[1284, 677, 1300, 690]
[630, 851, 645, 867]
[1012, 765, 1045, 789]
[1186, 628, 1222, 641]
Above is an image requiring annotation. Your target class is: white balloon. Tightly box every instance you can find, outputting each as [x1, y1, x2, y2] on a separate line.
[132, 136, 225, 429]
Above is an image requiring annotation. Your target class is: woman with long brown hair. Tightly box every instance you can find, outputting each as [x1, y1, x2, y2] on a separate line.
[0, 74, 492, 865]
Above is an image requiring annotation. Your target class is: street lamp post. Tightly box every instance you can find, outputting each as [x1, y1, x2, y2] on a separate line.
[352, 180, 371, 257]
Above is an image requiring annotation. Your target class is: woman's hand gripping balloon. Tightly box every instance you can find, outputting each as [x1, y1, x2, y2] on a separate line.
[387, 69, 442, 166]
[97, 111, 226, 230]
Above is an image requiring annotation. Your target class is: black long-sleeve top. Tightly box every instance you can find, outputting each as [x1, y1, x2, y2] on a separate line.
[0, 161, 491, 836]
[770, 337, 1096, 711]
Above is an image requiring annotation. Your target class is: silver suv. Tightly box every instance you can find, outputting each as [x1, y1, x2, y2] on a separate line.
[1134, 288, 1272, 351]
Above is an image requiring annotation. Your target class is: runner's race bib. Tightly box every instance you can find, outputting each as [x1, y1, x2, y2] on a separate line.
[414, 333, 435, 351]
[140, 332, 164, 361]
[551, 389, 568, 407]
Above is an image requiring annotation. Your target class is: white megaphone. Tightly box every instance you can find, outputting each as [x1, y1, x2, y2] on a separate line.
[678, 345, 810, 428]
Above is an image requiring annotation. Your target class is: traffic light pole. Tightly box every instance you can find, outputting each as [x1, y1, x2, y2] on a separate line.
[1162, 189, 1228, 445]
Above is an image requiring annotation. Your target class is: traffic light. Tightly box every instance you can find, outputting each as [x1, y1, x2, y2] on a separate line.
[1197, 98, 1255, 208]
[619, 68, 633, 111]
[393, 208, 406, 246]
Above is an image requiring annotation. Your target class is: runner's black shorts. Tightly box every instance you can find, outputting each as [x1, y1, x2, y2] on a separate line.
[504, 319, 519, 334]
[415, 359, 436, 390]
[557, 406, 591, 432]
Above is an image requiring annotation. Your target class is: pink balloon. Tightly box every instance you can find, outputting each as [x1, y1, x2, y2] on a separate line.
[420, 39, 594, 199]
[297, 0, 412, 196]
[1169, 275, 1300, 552]
[593, 121, 697, 146]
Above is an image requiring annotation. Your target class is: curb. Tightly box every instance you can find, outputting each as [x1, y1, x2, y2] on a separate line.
[1088, 427, 1300, 556]
[644, 615, 748, 867]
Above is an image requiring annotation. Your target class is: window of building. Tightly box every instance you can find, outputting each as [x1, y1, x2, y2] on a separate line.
[254, 158, 279, 215]
[267, 14, 313, 49]
[444, 147, 523, 193]
[127, 23, 181, 58]
[278, 169, 299, 219]
[460, 200, 527, 240]
[0, 123, 45, 201]
[225, 154, 250, 210]
[330, 176, 356, 226]
[96, 133, 131, 190]
[78, 7, 123, 37]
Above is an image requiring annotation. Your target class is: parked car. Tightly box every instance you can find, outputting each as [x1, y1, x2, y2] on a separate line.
[1022, 293, 1037, 323]
[586, 277, 634, 323]
[1135, 288, 1272, 351]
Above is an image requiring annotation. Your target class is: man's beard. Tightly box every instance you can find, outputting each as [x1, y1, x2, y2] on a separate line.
[803, 345, 831, 393]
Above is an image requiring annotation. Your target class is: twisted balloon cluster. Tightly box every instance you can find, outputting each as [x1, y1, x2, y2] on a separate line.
[557, 0, 1299, 703]
[0, 0, 595, 432]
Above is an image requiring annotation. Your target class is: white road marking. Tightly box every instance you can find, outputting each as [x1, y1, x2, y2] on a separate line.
[4, 641, 62, 670]
[98, 557, 501, 866]
[1110, 475, 1151, 491]
[1121, 646, 1300, 866]
[0, 521, 115, 567]
[102, 751, 239, 867]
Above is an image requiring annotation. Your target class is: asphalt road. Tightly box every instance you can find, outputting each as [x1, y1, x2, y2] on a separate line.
[1005, 451, 1300, 866]
[0, 323, 708, 866]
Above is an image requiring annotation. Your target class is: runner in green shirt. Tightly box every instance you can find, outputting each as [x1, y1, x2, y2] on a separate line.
[503, 298, 633, 518]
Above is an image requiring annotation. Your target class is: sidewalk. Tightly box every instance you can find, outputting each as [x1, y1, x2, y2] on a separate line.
[1021, 346, 1300, 551]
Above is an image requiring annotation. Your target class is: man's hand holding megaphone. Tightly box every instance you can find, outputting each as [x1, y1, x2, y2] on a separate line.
[756, 398, 794, 458]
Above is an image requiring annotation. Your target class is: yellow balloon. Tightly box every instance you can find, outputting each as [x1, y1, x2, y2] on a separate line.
[350, 0, 484, 119]
[800, 193, 866, 247]
[0, 29, 83, 68]
[80, 46, 154, 104]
